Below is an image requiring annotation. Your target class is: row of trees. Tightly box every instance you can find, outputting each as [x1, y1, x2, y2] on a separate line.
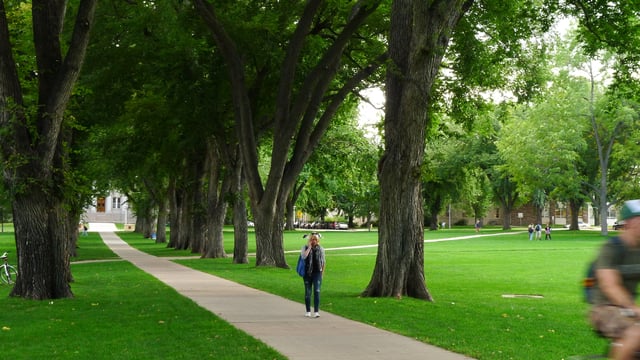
[1, 0, 639, 300]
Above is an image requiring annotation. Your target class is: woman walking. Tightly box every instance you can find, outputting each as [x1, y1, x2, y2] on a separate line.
[301, 233, 325, 318]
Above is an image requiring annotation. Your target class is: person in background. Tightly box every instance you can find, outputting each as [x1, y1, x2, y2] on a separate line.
[301, 233, 325, 318]
[545, 224, 552, 240]
[475, 220, 481, 232]
[589, 200, 640, 359]
[528, 224, 534, 241]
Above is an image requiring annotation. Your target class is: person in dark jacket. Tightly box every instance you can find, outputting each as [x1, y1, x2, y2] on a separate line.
[589, 200, 640, 359]
[301, 233, 325, 318]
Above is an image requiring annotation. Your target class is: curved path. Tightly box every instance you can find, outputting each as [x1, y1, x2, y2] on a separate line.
[99, 231, 474, 360]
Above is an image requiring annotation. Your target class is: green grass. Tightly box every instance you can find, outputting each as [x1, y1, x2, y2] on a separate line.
[0, 232, 284, 360]
[166, 228, 611, 360]
[0, 227, 616, 359]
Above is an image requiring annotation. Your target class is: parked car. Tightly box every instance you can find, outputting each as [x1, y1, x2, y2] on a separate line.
[564, 221, 589, 229]
[247, 221, 255, 227]
[613, 221, 624, 230]
[337, 222, 348, 230]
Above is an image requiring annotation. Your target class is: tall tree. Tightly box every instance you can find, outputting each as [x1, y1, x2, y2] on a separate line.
[365, 0, 560, 299]
[0, 0, 98, 299]
[363, 0, 471, 300]
[194, 0, 387, 267]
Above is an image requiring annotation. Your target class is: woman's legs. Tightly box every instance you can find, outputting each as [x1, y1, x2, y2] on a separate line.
[304, 277, 312, 312]
[312, 272, 322, 313]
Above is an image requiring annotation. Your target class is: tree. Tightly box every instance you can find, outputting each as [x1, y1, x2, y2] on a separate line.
[78, 1, 246, 258]
[567, 0, 640, 92]
[300, 116, 379, 229]
[194, 0, 387, 268]
[365, 0, 564, 299]
[0, 0, 98, 299]
[362, 0, 471, 300]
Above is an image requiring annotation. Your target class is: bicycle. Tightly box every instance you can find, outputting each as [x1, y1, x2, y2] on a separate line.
[0, 252, 18, 285]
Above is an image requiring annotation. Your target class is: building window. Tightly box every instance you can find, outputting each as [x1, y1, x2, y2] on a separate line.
[112, 197, 121, 209]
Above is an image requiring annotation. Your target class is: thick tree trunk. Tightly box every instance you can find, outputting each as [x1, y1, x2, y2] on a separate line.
[201, 140, 232, 258]
[568, 199, 583, 230]
[167, 178, 180, 248]
[202, 171, 228, 258]
[11, 191, 73, 299]
[155, 199, 168, 244]
[174, 187, 193, 250]
[232, 188, 249, 264]
[190, 175, 207, 255]
[203, 211, 227, 258]
[363, 0, 470, 300]
[253, 206, 288, 267]
[232, 168, 249, 264]
[502, 205, 513, 230]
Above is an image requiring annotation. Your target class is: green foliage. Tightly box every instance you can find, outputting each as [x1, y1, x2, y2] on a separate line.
[300, 113, 380, 222]
[496, 72, 590, 202]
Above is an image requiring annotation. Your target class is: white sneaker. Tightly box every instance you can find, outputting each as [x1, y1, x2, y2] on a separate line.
[305, 312, 311, 317]
[314, 312, 320, 318]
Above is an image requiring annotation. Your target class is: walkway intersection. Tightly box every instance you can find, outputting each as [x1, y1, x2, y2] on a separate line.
[99, 232, 474, 360]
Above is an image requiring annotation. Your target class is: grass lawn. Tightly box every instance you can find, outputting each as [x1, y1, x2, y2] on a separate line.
[0, 226, 615, 359]
[167, 227, 610, 360]
[0, 231, 284, 360]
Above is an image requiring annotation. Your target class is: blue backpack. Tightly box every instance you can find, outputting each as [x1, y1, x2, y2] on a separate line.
[583, 237, 624, 303]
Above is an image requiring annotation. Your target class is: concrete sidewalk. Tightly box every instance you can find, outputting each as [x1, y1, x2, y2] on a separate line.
[99, 232, 474, 360]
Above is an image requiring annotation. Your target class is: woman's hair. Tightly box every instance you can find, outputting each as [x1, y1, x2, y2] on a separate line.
[303, 232, 322, 240]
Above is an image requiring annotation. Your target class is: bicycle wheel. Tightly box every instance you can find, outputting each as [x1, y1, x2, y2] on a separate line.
[1, 265, 18, 285]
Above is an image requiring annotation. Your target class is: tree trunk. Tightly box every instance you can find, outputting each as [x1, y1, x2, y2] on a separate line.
[568, 199, 583, 230]
[253, 204, 288, 267]
[175, 186, 193, 250]
[232, 185, 249, 264]
[155, 199, 168, 244]
[202, 179, 229, 259]
[363, 0, 470, 300]
[232, 164, 249, 264]
[11, 191, 73, 299]
[167, 177, 180, 248]
[190, 172, 207, 255]
[494, 176, 518, 231]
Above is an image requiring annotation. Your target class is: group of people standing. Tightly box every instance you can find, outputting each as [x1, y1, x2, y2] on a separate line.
[528, 223, 552, 240]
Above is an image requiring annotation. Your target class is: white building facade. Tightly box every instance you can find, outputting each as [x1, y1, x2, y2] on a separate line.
[83, 191, 135, 224]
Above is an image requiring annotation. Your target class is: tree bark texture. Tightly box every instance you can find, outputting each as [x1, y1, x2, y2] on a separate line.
[231, 157, 249, 264]
[232, 182, 249, 264]
[363, 0, 471, 300]
[202, 140, 231, 259]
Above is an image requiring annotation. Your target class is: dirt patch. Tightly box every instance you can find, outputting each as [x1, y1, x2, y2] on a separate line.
[501, 294, 544, 299]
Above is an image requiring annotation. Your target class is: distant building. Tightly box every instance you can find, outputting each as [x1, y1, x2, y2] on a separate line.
[440, 201, 619, 228]
[82, 191, 135, 224]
